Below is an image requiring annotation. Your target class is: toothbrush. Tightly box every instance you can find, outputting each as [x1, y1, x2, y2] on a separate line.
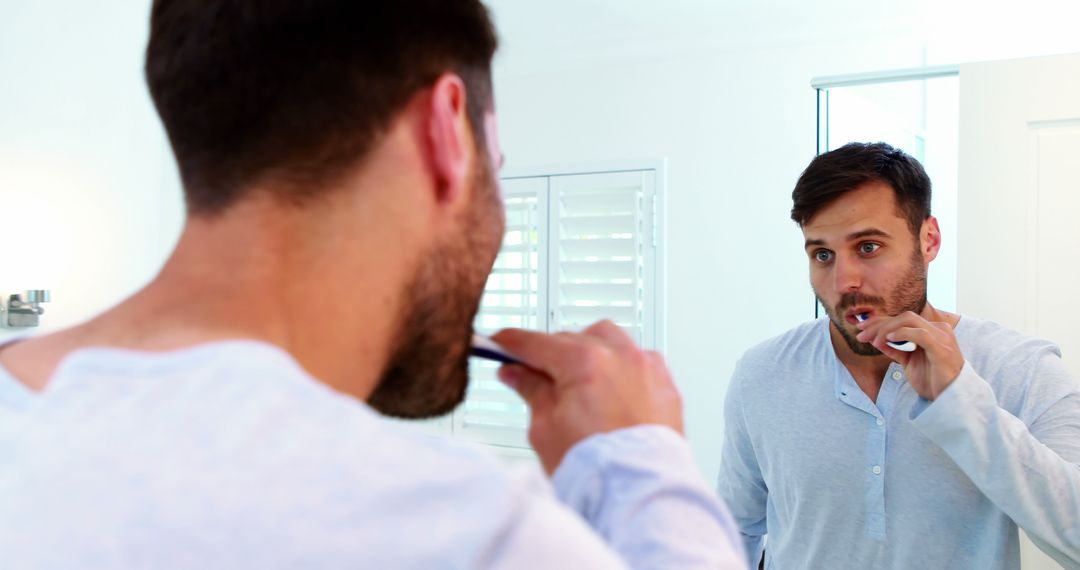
[470, 333, 524, 365]
[855, 313, 917, 352]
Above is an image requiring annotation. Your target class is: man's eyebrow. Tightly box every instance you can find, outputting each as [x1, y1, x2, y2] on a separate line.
[804, 228, 892, 250]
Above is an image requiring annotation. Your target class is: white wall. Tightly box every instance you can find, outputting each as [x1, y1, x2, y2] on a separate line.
[0, 1, 183, 342]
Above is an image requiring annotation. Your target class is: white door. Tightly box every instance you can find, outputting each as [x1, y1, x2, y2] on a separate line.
[958, 52, 1080, 570]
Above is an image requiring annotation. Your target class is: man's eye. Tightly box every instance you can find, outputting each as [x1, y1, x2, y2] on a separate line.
[814, 250, 833, 263]
[859, 243, 881, 255]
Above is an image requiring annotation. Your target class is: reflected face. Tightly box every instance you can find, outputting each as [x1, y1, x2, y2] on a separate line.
[803, 181, 929, 356]
[368, 112, 506, 418]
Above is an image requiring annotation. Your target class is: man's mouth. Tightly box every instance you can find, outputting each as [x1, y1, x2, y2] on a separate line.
[844, 307, 876, 325]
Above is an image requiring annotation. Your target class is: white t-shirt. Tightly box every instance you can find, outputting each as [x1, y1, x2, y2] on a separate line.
[0, 340, 743, 569]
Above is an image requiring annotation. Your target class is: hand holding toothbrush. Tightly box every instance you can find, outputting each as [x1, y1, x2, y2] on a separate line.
[855, 311, 966, 401]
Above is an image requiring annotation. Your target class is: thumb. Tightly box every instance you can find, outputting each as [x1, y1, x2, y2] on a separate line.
[498, 365, 554, 414]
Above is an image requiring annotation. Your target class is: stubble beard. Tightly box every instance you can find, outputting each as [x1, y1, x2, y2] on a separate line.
[818, 247, 928, 357]
[367, 160, 503, 419]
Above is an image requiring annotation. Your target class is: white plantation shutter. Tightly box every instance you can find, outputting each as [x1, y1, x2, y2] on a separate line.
[453, 167, 662, 451]
[549, 171, 657, 345]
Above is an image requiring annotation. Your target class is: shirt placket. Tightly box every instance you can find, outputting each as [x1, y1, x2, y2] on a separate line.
[835, 362, 905, 540]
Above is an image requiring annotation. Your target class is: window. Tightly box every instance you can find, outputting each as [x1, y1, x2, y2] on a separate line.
[813, 70, 959, 317]
[423, 164, 666, 453]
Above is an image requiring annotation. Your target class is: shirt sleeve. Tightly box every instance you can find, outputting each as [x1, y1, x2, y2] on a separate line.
[542, 425, 747, 570]
[910, 355, 1080, 567]
[715, 362, 768, 569]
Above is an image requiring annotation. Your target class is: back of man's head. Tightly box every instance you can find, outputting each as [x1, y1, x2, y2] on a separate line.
[790, 141, 932, 235]
[145, 0, 498, 216]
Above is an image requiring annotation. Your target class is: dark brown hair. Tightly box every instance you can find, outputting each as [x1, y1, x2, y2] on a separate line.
[145, 0, 498, 215]
[791, 142, 932, 234]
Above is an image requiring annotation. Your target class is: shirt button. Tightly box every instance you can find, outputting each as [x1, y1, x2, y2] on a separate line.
[891, 371, 903, 381]
[872, 465, 882, 475]
[876, 418, 884, 426]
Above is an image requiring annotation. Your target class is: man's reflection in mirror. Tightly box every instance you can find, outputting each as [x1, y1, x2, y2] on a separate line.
[718, 142, 1080, 569]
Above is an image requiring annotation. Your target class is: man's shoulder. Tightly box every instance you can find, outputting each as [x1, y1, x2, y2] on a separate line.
[725, 319, 832, 406]
[956, 315, 1062, 370]
[230, 409, 545, 564]
[954, 315, 1074, 416]
[737, 319, 828, 371]
[175, 343, 528, 499]
[5, 341, 545, 565]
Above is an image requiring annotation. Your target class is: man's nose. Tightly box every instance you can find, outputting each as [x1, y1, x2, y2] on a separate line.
[833, 255, 863, 293]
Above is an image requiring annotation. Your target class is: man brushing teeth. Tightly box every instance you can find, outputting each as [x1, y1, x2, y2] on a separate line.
[716, 142, 1080, 570]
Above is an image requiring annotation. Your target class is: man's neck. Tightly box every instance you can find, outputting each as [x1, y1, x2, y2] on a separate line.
[829, 323, 891, 401]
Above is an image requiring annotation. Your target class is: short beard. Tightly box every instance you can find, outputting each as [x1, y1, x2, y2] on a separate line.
[367, 160, 503, 419]
[819, 246, 928, 357]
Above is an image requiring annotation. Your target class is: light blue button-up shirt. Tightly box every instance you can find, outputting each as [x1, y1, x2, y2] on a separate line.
[717, 316, 1080, 569]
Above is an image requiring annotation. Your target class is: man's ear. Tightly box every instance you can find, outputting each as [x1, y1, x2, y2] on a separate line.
[424, 73, 471, 205]
[921, 216, 942, 263]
